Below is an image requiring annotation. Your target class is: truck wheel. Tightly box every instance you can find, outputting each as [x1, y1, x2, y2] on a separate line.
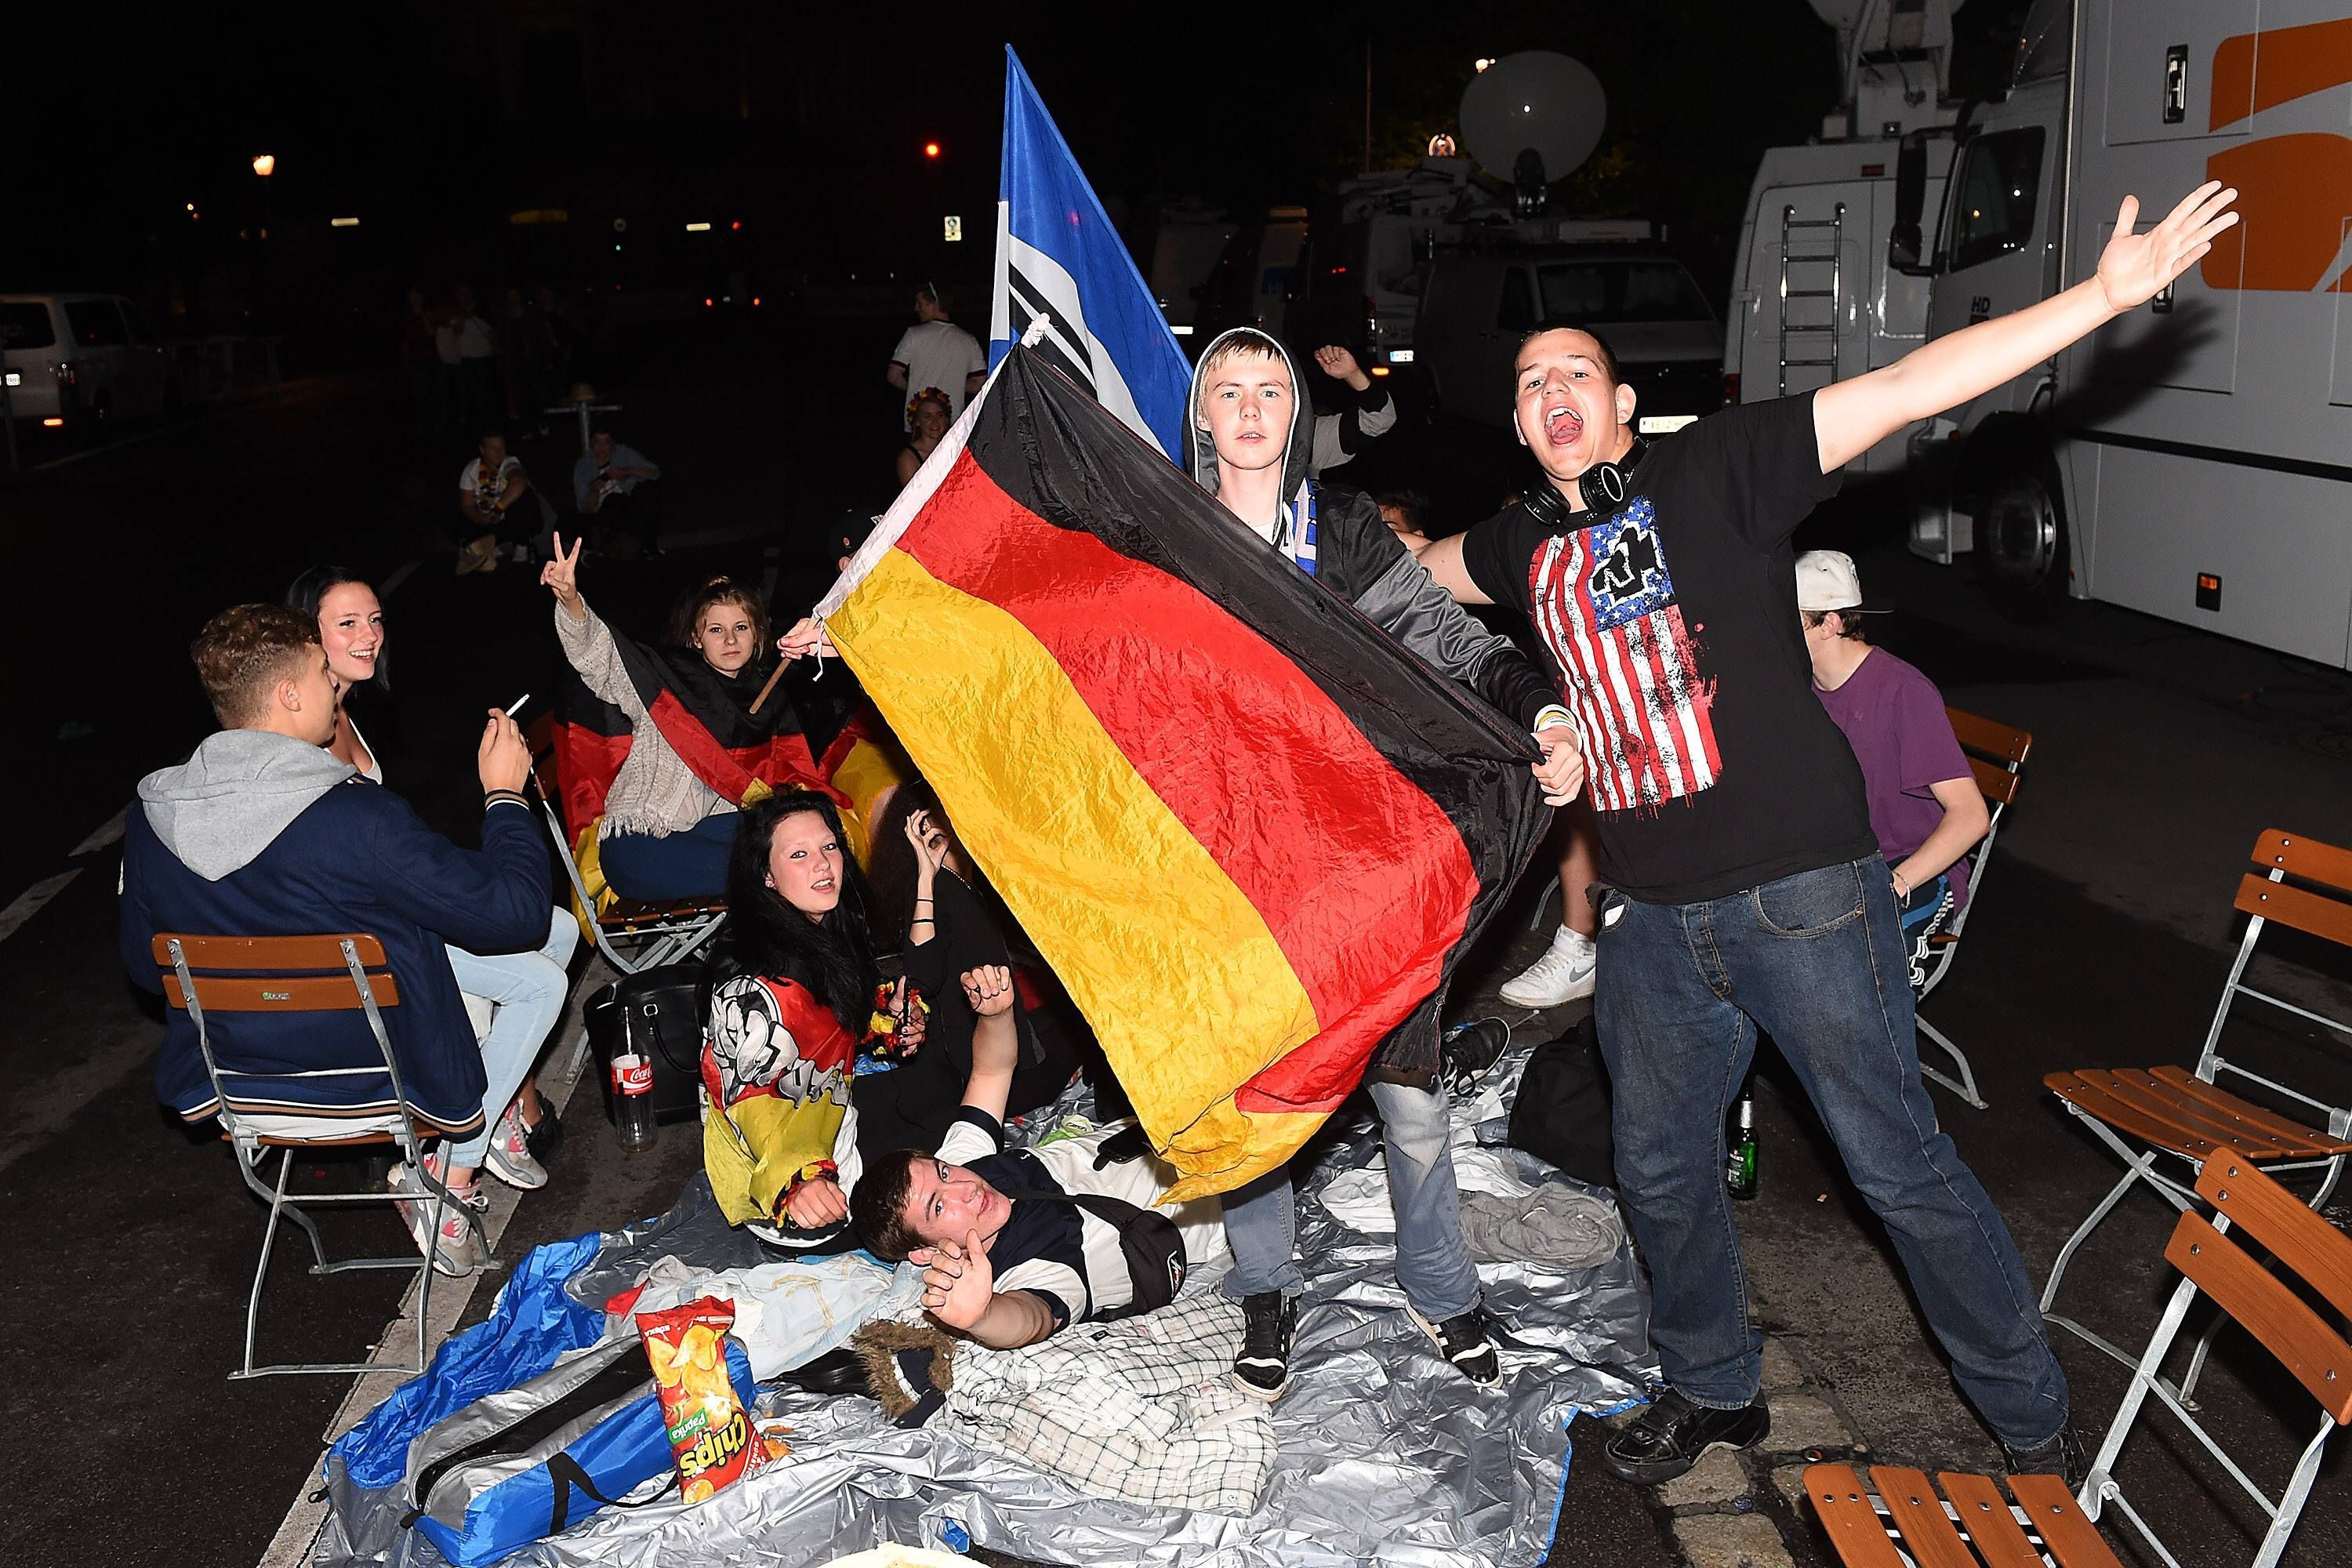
[1976, 466, 2067, 622]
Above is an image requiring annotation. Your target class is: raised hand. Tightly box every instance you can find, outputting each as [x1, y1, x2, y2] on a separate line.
[904, 808, 952, 875]
[539, 531, 585, 615]
[920, 1229, 996, 1330]
[477, 709, 532, 795]
[961, 964, 1014, 1018]
[1312, 344, 1362, 383]
[776, 616, 835, 662]
[2096, 182, 2239, 314]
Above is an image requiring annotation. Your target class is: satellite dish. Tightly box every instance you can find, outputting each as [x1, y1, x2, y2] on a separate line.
[1458, 52, 1606, 194]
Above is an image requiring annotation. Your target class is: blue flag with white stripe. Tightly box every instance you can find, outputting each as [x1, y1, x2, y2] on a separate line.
[989, 46, 1192, 461]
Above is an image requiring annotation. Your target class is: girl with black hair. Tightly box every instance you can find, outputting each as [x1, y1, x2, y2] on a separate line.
[858, 780, 1090, 1157]
[703, 789, 927, 1250]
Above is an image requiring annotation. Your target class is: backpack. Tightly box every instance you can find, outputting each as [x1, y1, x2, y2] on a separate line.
[397, 1330, 757, 1566]
[1506, 1014, 1618, 1189]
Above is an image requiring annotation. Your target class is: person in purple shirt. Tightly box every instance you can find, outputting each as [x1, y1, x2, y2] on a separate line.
[1798, 550, 1989, 986]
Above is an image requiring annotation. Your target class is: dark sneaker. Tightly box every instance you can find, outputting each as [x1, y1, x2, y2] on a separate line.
[1232, 1291, 1296, 1400]
[1407, 1303, 1503, 1386]
[522, 1100, 564, 1166]
[2002, 1425, 2088, 1491]
[1601, 1389, 1770, 1485]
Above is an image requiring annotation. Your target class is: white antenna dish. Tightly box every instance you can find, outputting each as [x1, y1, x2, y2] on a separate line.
[1457, 52, 1606, 191]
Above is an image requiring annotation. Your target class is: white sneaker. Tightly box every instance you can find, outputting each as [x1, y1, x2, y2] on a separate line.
[1499, 926, 1597, 1008]
[390, 1155, 486, 1276]
[481, 1099, 550, 1191]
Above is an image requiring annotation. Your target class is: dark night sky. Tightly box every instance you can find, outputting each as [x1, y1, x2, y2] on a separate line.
[7, 3, 2026, 322]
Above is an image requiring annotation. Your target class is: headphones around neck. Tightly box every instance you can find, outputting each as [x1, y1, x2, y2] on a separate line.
[1525, 434, 1650, 532]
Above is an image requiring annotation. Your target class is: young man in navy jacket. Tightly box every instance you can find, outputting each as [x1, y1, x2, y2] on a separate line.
[122, 604, 550, 1274]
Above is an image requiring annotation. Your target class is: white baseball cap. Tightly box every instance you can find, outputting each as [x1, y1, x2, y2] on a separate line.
[1794, 550, 1888, 615]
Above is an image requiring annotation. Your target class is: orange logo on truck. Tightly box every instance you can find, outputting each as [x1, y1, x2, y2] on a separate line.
[2198, 18, 2352, 292]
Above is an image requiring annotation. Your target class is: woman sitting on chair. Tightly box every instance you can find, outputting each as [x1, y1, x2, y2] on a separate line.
[286, 564, 576, 1272]
[705, 789, 929, 1251]
[542, 535, 826, 903]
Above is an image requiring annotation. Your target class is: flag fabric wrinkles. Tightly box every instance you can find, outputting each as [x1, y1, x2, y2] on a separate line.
[816, 347, 1547, 1200]
[989, 46, 1192, 463]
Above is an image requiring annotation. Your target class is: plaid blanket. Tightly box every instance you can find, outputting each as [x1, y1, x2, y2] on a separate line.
[942, 1292, 1275, 1513]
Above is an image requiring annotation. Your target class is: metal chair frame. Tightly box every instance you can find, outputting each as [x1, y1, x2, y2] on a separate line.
[163, 932, 483, 1380]
[1805, 1158, 2352, 1568]
[526, 719, 727, 975]
[1909, 708, 2032, 1109]
[2041, 829, 2352, 1394]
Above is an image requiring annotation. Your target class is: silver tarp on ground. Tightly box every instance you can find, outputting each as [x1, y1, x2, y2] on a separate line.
[320, 1044, 1655, 1568]
[524, 1047, 1650, 1568]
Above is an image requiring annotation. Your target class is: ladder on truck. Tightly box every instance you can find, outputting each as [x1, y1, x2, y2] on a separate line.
[1777, 202, 1845, 395]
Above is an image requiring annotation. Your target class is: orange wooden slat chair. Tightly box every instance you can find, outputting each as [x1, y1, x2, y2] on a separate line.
[1911, 707, 2033, 1109]
[2040, 829, 2352, 1381]
[1806, 1156, 2352, 1568]
[154, 931, 485, 1379]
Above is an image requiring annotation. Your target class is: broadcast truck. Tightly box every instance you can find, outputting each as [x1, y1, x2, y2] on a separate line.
[1900, 0, 2352, 666]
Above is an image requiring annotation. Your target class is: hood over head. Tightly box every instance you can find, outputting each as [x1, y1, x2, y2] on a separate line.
[1184, 328, 1316, 537]
[138, 728, 358, 881]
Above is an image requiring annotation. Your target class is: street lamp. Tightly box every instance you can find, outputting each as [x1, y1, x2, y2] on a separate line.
[252, 153, 276, 178]
[1474, 58, 1494, 72]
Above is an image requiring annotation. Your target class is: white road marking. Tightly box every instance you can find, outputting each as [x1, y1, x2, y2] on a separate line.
[72, 806, 127, 856]
[379, 558, 421, 599]
[0, 870, 80, 945]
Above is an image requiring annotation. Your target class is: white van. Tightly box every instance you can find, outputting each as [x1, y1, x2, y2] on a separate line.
[1, 292, 177, 435]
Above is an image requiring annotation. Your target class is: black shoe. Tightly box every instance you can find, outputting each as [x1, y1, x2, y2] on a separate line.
[1408, 1303, 1502, 1386]
[1601, 1389, 1770, 1485]
[2002, 1424, 2088, 1491]
[1232, 1291, 1296, 1400]
[523, 1104, 563, 1166]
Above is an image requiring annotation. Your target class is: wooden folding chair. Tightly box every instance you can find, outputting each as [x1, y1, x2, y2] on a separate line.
[1806, 1158, 2352, 1568]
[156, 932, 485, 1379]
[2041, 829, 2352, 1384]
[1911, 707, 2031, 1109]
[525, 715, 727, 975]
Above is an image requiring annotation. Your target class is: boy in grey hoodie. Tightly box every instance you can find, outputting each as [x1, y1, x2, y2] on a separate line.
[122, 604, 550, 1274]
[1183, 328, 1584, 1398]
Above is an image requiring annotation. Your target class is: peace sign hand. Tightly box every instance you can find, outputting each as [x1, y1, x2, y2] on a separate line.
[539, 532, 586, 615]
[2095, 182, 2239, 314]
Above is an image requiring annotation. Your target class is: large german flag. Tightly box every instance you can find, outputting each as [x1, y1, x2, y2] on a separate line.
[818, 347, 1547, 1200]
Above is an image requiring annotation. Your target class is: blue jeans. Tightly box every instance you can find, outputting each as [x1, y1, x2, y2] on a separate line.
[1219, 1078, 1481, 1321]
[599, 814, 738, 903]
[445, 909, 579, 1168]
[1593, 856, 2067, 1447]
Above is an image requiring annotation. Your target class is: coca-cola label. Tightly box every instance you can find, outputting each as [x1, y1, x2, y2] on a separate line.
[612, 1054, 654, 1098]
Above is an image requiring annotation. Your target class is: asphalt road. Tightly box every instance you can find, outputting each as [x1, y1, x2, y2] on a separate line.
[4, 346, 2349, 1567]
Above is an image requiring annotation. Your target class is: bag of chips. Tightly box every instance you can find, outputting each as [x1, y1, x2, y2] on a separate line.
[636, 1297, 773, 1504]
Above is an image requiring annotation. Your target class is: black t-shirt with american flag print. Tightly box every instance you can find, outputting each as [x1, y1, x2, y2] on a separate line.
[1462, 390, 1876, 906]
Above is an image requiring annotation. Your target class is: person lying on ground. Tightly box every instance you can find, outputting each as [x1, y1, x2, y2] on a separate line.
[851, 966, 1224, 1349]
[855, 781, 1092, 1158]
[288, 564, 575, 1209]
[1416, 179, 2238, 1487]
[544, 537, 821, 903]
[1795, 549, 1988, 989]
[121, 604, 550, 1277]
[704, 789, 924, 1251]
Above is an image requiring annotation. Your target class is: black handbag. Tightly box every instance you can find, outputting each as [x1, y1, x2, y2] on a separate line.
[1506, 1014, 1618, 1189]
[584, 963, 707, 1127]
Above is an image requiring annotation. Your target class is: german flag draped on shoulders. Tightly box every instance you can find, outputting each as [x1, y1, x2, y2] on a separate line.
[815, 346, 1548, 1202]
[553, 615, 835, 837]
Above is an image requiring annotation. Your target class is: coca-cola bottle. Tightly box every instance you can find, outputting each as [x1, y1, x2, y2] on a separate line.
[613, 1051, 657, 1152]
